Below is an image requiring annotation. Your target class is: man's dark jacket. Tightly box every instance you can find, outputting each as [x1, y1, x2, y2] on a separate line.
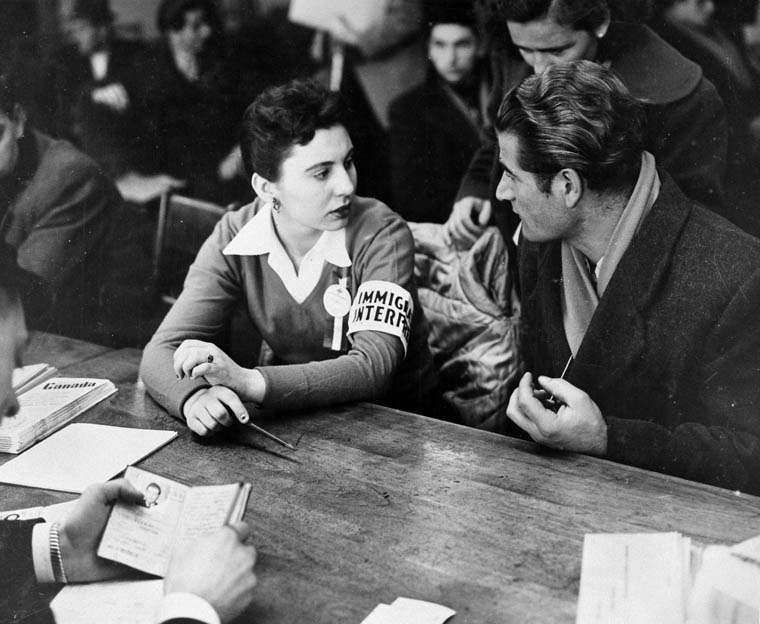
[518, 173, 760, 493]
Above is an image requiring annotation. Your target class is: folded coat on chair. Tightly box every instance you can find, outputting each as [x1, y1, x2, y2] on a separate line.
[410, 223, 521, 431]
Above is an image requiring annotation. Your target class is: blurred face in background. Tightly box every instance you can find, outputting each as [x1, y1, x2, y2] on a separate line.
[66, 18, 109, 55]
[428, 23, 479, 85]
[666, 0, 715, 29]
[170, 8, 213, 55]
[508, 15, 606, 74]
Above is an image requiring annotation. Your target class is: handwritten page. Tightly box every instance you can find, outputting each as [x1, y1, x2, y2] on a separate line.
[98, 467, 188, 577]
[50, 580, 163, 624]
[0, 500, 78, 522]
[175, 483, 244, 544]
[576, 532, 690, 624]
[98, 466, 250, 577]
[360, 598, 455, 624]
[0, 424, 177, 493]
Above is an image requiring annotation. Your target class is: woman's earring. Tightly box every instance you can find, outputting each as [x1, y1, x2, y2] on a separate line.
[272, 198, 281, 213]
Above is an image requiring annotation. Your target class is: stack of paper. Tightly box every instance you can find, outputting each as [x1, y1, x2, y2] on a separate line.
[360, 598, 455, 624]
[576, 532, 692, 624]
[0, 378, 116, 453]
[12, 363, 58, 395]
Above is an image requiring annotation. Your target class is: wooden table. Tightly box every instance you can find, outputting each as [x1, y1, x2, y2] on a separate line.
[6, 333, 760, 623]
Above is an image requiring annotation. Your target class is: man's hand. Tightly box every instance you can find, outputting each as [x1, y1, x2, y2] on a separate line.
[91, 83, 129, 112]
[506, 372, 608, 455]
[164, 522, 257, 623]
[183, 386, 252, 436]
[59, 479, 145, 582]
[444, 197, 491, 248]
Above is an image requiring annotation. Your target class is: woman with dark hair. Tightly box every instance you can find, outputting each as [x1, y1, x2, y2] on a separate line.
[447, 0, 729, 245]
[140, 80, 440, 436]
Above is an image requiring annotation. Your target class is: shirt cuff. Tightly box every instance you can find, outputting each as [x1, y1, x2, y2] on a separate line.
[156, 593, 220, 624]
[32, 523, 56, 583]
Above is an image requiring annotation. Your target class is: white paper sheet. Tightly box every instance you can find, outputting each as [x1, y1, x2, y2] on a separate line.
[50, 580, 163, 624]
[0, 424, 177, 493]
[576, 532, 690, 624]
[360, 597, 455, 624]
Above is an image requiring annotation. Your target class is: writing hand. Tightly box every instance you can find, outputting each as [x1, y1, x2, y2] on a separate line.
[164, 522, 257, 623]
[59, 479, 145, 582]
[443, 197, 491, 249]
[506, 372, 607, 455]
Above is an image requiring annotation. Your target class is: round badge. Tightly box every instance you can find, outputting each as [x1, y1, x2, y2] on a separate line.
[323, 284, 352, 317]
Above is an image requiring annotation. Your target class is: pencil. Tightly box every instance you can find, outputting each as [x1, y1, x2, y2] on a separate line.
[245, 421, 297, 451]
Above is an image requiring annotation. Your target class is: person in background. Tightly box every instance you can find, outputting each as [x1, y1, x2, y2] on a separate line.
[0, 74, 120, 338]
[140, 80, 442, 436]
[50, 0, 145, 177]
[652, 0, 760, 236]
[446, 0, 727, 247]
[389, 1, 490, 224]
[0, 246, 258, 623]
[134, 0, 240, 203]
[501, 61, 760, 494]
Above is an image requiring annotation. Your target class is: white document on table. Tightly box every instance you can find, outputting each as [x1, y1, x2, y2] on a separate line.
[360, 597, 455, 624]
[50, 579, 163, 624]
[0, 423, 177, 493]
[576, 532, 691, 624]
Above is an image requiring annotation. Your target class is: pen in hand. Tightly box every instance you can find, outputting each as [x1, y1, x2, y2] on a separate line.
[541, 356, 573, 412]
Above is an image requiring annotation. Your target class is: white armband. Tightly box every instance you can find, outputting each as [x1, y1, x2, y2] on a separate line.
[347, 281, 413, 354]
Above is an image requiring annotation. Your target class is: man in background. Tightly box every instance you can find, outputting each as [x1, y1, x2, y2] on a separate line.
[389, 1, 490, 224]
[0, 74, 120, 338]
[51, 0, 145, 177]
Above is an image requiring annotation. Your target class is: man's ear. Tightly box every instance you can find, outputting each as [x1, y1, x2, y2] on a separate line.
[12, 105, 26, 140]
[251, 173, 276, 202]
[554, 168, 583, 209]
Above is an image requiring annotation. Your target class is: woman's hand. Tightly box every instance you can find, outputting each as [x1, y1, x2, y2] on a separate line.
[182, 386, 250, 436]
[173, 340, 263, 400]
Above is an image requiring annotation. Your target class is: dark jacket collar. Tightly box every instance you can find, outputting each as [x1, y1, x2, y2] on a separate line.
[600, 22, 703, 104]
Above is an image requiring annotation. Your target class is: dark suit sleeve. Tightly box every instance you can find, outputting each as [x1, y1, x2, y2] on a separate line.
[15, 158, 120, 296]
[606, 268, 760, 493]
[0, 519, 49, 622]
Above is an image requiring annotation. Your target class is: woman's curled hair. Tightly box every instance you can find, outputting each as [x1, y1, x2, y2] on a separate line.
[239, 79, 344, 181]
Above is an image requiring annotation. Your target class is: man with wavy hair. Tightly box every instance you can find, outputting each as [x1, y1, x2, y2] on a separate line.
[501, 61, 760, 494]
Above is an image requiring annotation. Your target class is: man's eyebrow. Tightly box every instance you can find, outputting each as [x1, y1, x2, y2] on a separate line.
[499, 159, 516, 177]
